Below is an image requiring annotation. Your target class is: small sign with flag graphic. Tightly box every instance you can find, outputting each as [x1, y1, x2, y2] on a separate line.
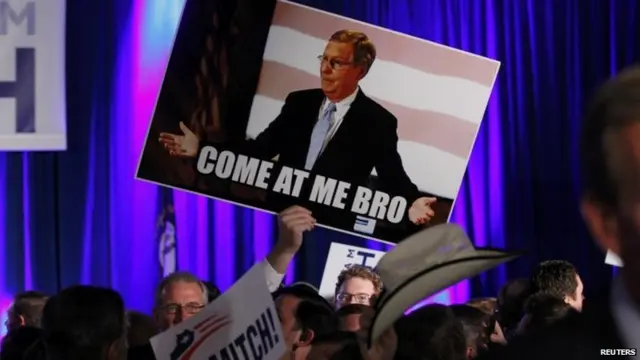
[170, 315, 232, 360]
[150, 264, 285, 360]
[353, 215, 376, 234]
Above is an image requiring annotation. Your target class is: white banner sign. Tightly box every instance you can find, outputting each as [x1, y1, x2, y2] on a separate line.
[150, 264, 285, 360]
[318, 242, 387, 298]
[0, 0, 66, 150]
[605, 250, 623, 267]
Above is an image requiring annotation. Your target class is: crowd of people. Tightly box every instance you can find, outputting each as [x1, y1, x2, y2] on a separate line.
[0, 242, 585, 360]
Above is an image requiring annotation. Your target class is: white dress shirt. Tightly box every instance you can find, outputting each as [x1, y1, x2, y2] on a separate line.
[316, 87, 360, 153]
[611, 275, 640, 352]
[262, 259, 286, 292]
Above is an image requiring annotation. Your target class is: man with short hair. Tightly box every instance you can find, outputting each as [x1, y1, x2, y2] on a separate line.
[42, 286, 127, 360]
[450, 305, 492, 359]
[283, 300, 335, 360]
[334, 265, 383, 309]
[273, 283, 334, 360]
[4, 291, 48, 331]
[529, 260, 585, 311]
[160, 30, 437, 229]
[515, 293, 574, 337]
[153, 271, 209, 331]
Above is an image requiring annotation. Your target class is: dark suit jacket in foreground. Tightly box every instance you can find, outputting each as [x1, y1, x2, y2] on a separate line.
[485, 289, 628, 360]
[233, 89, 422, 229]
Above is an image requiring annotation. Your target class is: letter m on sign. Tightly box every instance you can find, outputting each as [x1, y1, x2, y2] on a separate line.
[0, 1, 36, 133]
[0, 2, 36, 35]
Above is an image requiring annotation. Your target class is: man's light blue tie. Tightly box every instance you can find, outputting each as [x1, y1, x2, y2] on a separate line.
[305, 102, 336, 170]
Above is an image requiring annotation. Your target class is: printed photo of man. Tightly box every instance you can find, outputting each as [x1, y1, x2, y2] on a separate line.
[159, 29, 437, 229]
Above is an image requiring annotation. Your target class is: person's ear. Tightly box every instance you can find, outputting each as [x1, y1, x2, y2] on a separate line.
[580, 198, 620, 254]
[18, 314, 26, 327]
[298, 329, 314, 347]
[466, 346, 476, 359]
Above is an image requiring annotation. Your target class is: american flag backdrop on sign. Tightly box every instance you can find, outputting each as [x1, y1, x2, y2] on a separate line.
[158, 188, 177, 277]
[245, 0, 500, 200]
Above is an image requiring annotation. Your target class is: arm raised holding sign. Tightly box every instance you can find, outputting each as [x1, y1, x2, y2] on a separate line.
[264, 206, 316, 292]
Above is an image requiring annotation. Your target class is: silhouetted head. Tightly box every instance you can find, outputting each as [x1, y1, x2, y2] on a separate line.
[42, 286, 127, 360]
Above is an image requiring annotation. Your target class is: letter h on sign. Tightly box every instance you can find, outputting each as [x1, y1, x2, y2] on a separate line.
[0, 49, 36, 133]
[0, 2, 36, 133]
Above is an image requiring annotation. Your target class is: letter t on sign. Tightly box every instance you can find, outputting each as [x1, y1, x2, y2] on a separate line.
[355, 251, 376, 267]
[0, 48, 35, 133]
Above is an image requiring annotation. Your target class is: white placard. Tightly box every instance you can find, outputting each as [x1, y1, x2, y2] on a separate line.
[605, 250, 623, 267]
[318, 242, 387, 298]
[0, 0, 66, 150]
[150, 264, 285, 360]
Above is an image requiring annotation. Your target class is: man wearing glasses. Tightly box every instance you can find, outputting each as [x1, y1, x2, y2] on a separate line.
[160, 30, 437, 232]
[153, 272, 209, 330]
[334, 265, 383, 309]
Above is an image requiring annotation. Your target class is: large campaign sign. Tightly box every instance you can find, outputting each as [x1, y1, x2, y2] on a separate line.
[151, 264, 285, 360]
[318, 242, 386, 298]
[136, 0, 499, 245]
[0, 0, 66, 151]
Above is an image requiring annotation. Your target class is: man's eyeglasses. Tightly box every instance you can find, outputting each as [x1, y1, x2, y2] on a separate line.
[160, 303, 205, 315]
[336, 292, 371, 304]
[317, 55, 353, 70]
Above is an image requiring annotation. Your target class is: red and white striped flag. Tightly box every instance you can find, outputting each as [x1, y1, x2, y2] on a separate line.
[246, 0, 500, 199]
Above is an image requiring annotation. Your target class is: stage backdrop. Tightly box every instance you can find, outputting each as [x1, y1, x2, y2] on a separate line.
[0, 0, 638, 331]
[0, 0, 66, 150]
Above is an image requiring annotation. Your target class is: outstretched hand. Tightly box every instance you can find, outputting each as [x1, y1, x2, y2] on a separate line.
[159, 122, 199, 158]
[408, 196, 437, 225]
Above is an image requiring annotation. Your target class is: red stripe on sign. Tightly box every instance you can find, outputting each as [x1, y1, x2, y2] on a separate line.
[256, 61, 478, 158]
[181, 320, 233, 360]
[272, 1, 498, 87]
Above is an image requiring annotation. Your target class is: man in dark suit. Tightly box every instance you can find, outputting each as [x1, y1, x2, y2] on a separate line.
[488, 66, 640, 360]
[160, 30, 436, 228]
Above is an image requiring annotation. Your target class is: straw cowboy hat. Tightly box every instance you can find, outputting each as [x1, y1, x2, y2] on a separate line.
[367, 223, 523, 347]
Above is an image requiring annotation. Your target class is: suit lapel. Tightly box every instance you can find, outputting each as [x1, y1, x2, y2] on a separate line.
[314, 91, 368, 167]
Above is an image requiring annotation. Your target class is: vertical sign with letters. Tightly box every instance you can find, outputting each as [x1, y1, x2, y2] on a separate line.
[0, 0, 66, 150]
[318, 242, 388, 298]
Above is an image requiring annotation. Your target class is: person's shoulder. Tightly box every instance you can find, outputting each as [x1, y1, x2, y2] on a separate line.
[358, 91, 396, 123]
[498, 311, 599, 360]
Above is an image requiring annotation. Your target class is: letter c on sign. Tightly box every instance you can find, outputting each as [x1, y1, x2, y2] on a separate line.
[196, 146, 218, 174]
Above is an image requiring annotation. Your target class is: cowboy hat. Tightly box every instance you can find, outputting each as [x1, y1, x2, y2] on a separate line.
[367, 223, 523, 347]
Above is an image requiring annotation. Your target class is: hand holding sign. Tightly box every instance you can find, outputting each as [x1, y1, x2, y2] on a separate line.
[160, 122, 199, 157]
[150, 264, 285, 360]
[408, 197, 437, 225]
[277, 206, 316, 253]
